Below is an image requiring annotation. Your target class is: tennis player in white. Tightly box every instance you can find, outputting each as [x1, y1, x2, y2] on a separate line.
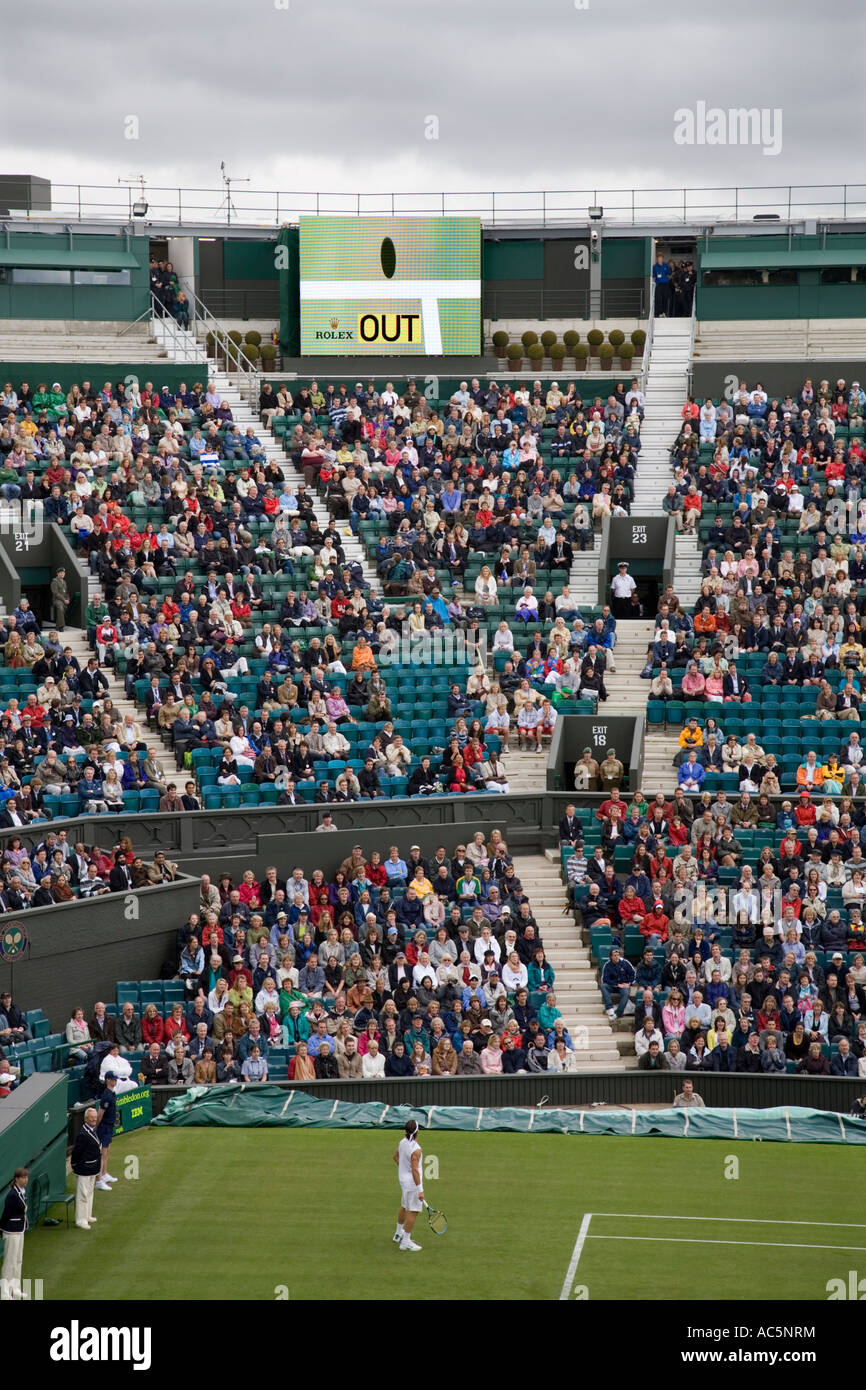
[393, 1118, 424, 1251]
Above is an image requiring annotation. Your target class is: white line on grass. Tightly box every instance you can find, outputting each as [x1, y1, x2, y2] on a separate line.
[559, 1213, 592, 1301]
[590, 1213, 866, 1228]
[587, 1235, 866, 1253]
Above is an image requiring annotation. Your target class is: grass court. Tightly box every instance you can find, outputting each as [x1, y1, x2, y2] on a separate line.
[22, 1127, 866, 1301]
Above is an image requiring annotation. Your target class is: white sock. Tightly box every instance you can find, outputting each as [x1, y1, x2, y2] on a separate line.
[400, 1232, 411, 1246]
[394, 1223, 404, 1237]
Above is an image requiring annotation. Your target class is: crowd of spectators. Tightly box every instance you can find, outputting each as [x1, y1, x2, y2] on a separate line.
[45, 834, 581, 1089]
[558, 372, 866, 1078]
[0, 824, 177, 911]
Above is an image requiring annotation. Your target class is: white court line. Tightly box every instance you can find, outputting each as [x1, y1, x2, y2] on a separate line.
[587, 1234, 866, 1253]
[589, 1212, 866, 1228]
[559, 1213, 592, 1301]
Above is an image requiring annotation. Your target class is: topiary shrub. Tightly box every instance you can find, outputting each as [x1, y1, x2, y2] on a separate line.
[492, 330, 509, 353]
[598, 343, 615, 364]
[550, 343, 566, 362]
[244, 330, 262, 346]
[575, 343, 590, 361]
[506, 342, 523, 361]
[608, 328, 625, 347]
[619, 344, 634, 363]
[540, 329, 557, 349]
[563, 329, 580, 348]
[527, 342, 545, 361]
[228, 330, 243, 345]
[631, 328, 646, 350]
[260, 343, 277, 363]
[242, 342, 260, 362]
[521, 329, 539, 348]
[587, 329, 604, 350]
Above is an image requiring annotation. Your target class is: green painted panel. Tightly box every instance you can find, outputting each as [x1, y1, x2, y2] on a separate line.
[223, 239, 278, 281]
[0, 1076, 68, 1189]
[482, 239, 543, 281]
[697, 282, 866, 320]
[602, 237, 649, 279]
[278, 227, 300, 357]
[701, 247, 866, 270]
[0, 248, 138, 269]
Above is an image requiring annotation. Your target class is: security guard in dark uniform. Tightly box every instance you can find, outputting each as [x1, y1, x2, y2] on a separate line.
[0, 1167, 29, 1299]
[70, 1107, 102, 1229]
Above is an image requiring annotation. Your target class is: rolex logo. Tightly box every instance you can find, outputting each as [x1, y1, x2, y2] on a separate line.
[329, 317, 339, 329]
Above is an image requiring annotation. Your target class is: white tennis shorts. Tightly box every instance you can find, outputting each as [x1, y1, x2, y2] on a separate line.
[401, 1183, 423, 1213]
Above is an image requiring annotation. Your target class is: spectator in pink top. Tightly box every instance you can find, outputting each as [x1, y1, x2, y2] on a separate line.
[325, 687, 355, 724]
[681, 662, 706, 699]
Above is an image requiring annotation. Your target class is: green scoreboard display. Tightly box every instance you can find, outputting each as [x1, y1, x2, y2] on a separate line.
[299, 216, 481, 356]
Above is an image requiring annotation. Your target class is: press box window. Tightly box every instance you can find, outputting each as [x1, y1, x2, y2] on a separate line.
[73, 269, 131, 286]
[701, 267, 798, 287]
[8, 268, 131, 286]
[11, 268, 72, 284]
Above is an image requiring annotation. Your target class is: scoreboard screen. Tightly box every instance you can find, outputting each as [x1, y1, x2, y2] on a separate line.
[299, 216, 481, 356]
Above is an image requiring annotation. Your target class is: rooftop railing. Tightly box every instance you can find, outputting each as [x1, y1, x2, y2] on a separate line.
[3, 183, 866, 228]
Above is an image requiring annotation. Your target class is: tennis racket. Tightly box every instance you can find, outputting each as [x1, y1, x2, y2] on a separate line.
[424, 1201, 448, 1235]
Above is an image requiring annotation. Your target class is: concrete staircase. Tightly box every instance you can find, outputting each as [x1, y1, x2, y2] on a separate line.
[513, 853, 627, 1068]
[500, 747, 548, 794]
[200, 363, 382, 595]
[602, 618, 654, 715]
[568, 532, 602, 608]
[641, 729, 681, 796]
[62, 629, 177, 786]
[673, 530, 704, 608]
[631, 318, 693, 513]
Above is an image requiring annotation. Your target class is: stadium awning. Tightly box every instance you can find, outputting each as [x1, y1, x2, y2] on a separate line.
[700, 248, 866, 270]
[0, 247, 139, 269]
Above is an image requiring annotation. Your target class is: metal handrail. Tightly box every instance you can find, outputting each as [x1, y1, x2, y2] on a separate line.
[153, 288, 261, 409]
[641, 272, 656, 392]
[4, 180, 866, 228]
[116, 304, 154, 338]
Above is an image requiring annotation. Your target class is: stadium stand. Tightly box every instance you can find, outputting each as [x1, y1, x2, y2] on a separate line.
[577, 371, 866, 1075]
[6, 345, 866, 1088]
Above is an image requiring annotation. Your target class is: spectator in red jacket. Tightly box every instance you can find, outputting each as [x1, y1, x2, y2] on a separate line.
[641, 901, 669, 946]
[618, 885, 647, 930]
[141, 1003, 165, 1046]
[795, 791, 817, 826]
[164, 1004, 191, 1044]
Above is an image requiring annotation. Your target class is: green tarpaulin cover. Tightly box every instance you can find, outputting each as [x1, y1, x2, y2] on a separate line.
[153, 1087, 866, 1145]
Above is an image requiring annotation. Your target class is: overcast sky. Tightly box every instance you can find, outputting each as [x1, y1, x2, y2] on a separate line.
[2, 0, 863, 224]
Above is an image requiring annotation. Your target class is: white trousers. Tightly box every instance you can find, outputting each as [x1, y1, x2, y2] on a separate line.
[0, 1231, 24, 1297]
[76, 1173, 96, 1225]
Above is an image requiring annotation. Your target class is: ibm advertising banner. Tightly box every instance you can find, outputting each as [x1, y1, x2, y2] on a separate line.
[299, 216, 481, 356]
[114, 1086, 153, 1135]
